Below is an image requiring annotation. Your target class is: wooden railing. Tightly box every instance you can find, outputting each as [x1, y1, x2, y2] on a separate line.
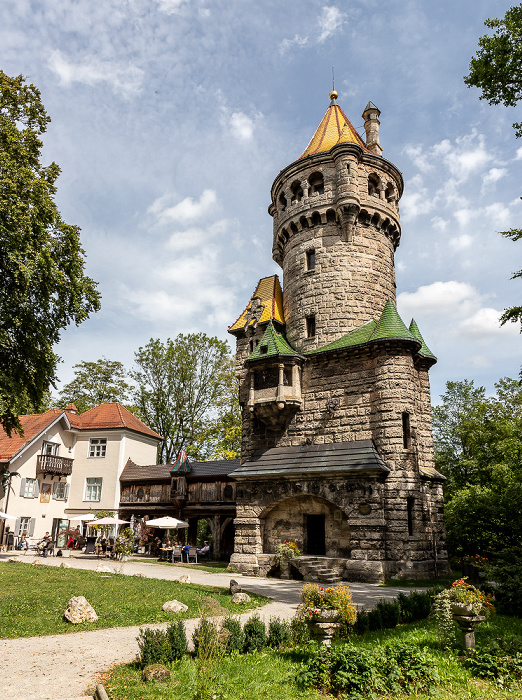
[36, 454, 73, 476]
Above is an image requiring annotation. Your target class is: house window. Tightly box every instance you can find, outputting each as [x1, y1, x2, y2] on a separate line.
[52, 481, 67, 500]
[84, 477, 103, 501]
[306, 249, 316, 271]
[17, 517, 31, 536]
[23, 478, 36, 498]
[306, 315, 316, 338]
[42, 441, 58, 455]
[407, 497, 415, 536]
[88, 438, 107, 458]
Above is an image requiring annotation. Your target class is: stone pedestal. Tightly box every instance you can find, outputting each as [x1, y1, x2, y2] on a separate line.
[307, 621, 341, 646]
[452, 614, 486, 651]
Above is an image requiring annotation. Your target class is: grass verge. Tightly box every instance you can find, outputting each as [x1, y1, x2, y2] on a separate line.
[139, 558, 230, 574]
[0, 561, 266, 638]
[103, 615, 522, 699]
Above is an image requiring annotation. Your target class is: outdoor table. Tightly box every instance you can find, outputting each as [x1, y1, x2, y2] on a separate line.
[158, 547, 173, 562]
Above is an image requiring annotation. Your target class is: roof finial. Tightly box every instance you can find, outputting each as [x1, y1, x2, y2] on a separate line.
[329, 66, 338, 104]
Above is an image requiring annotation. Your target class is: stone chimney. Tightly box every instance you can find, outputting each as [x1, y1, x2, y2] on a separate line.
[362, 101, 382, 156]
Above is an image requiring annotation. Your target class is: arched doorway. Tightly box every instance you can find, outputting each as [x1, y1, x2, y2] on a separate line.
[261, 495, 351, 557]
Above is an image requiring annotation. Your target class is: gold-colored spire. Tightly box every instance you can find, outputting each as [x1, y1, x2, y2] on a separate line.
[298, 91, 370, 159]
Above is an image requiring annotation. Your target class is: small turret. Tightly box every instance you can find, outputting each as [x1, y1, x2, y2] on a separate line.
[362, 101, 382, 156]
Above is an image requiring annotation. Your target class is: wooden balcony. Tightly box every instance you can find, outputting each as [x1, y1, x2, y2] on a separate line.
[36, 454, 73, 477]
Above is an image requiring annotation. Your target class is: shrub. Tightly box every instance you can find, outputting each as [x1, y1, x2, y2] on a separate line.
[268, 617, 291, 649]
[166, 619, 188, 660]
[290, 616, 310, 645]
[297, 640, 440, 696]
[137, 628, 169, 666]
[463, 636, 522, 685]
[367, 607, 382, 631]
[492, 550, 522, 617]
[354, 607, 369, 634]
[192, 617, 222, 659]
[375, 598, 400, 629]
[243, 614, 267, 652]
[398, 590, 432, 622]
[222, 617, 244, 654]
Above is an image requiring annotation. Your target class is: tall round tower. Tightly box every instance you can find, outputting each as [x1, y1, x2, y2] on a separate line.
[268, 92, 403, 352]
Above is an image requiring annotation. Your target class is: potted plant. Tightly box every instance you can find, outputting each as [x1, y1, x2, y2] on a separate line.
[274, 541, 301, 577]
[298, 583, 357, 624]
[114, 527, 134, 561]
[447, 578, 494, 616]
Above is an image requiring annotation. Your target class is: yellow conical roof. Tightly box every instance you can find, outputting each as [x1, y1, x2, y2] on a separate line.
[228, 275, 285, 333]
[299, 92, 370, 159]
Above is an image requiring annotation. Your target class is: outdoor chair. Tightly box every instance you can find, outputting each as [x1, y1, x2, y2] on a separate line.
[172, 546, 182, 562]
[43, 541, 55, 557]
[187, 546, 198, 564]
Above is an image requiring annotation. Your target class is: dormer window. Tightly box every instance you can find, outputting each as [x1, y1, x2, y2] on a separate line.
[259, 344, 268, 355]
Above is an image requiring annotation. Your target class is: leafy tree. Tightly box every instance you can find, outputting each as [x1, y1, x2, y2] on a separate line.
[0, 70, 100, 436]
[131, 334, 237, 463]
[465, 6, 522, 329]
[58, 358, 132, 413]
[434, 377, 522, 557]
[464, 4, 522, 138]
[200, 356, 241, 460]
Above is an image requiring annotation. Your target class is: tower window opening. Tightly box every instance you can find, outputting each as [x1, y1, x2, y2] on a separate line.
[279, 192, 287, 211]
[407, 496, 415, 536]
[402, 412, 411, 449]
[290, 180, 304, 204]
[309, 172, 324, 196]
[385, 183, 395, 202]
[368, 174, 381, 197]
[306, 249, 316, 271]
[306, 315, 316, 338]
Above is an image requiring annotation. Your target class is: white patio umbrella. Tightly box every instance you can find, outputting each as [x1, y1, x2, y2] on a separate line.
[0, 511, 16, 520]
[145, 516, 189, 529]
[86, 517, 130, 526]
[69, 514, 97, 521]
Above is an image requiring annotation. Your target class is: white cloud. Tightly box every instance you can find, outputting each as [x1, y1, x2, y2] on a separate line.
[449, 234, 472, 251]
[318, 6, 346, 43]
[48, 50, 143, 98]
[229, 112, 255, 142]
[157, 0, 188, 13]
[515, 146, 522, 160]
[279, 34, 309, 53]
[458, 307, 518, 340]
[481, 167, 507, 192]
[148, 189, 218, 225]
[398, 281, 480, 317]
[165, 219, 230, 252]
[404, 145, 433, 173]
[453, 209, 476, 228]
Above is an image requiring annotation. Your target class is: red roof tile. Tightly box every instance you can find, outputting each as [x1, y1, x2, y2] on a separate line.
[0, 409, 63, 461]
[0, 403, 161, 462]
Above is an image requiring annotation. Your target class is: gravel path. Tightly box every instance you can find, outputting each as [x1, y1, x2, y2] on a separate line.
[0, 551, 417, 700]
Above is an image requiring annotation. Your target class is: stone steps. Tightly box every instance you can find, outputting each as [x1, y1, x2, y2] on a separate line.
[293, 556, 342, 584]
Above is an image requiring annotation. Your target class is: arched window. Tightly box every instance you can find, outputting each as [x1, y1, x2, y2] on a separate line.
[279, 191, 287, 211]
[368, 174, 381, 197]
[385, 182, 395, 202]
[308, 172, 324, 196]
[290, 180, 304, 204]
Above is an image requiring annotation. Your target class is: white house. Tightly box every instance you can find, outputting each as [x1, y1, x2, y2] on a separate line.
[0, 403, 162, 546]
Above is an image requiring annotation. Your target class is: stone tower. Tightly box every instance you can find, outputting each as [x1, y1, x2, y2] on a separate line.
[228, 92, 449, 582]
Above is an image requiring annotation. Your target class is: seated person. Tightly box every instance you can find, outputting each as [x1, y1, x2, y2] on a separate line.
[182, 542, 191, 561]
[16, 533, 29, 551]
[36, 532, 52, 556]
[199, 541, 210, 557]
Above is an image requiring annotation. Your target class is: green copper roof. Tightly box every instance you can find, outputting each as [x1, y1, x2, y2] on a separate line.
[169, 449, 192, 474]
[307, 301, 419, 357]
[306, 320, 377, 355]
[409, 319, 436, 359]
[247, 321, 302, 362]
[369, 299, 417, 342]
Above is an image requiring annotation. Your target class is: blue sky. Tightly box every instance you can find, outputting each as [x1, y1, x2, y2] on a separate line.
[1, 0, 521, 403]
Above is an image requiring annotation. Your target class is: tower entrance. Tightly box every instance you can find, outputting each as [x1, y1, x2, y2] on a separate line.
[306, 514, 325, 555]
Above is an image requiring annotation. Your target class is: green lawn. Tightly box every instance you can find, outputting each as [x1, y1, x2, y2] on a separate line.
[103, 615, 522, 700]
[138, 558, 230, 574]
[0, 562, 266, 638]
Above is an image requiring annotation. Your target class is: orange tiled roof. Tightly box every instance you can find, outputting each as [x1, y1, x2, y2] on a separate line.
[0, 409, 63, 461]
[69, 403, 162, 440]
[0, 403, 161, 462]
[228, 275, 284, 333]
[299, 96, 370, 159]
